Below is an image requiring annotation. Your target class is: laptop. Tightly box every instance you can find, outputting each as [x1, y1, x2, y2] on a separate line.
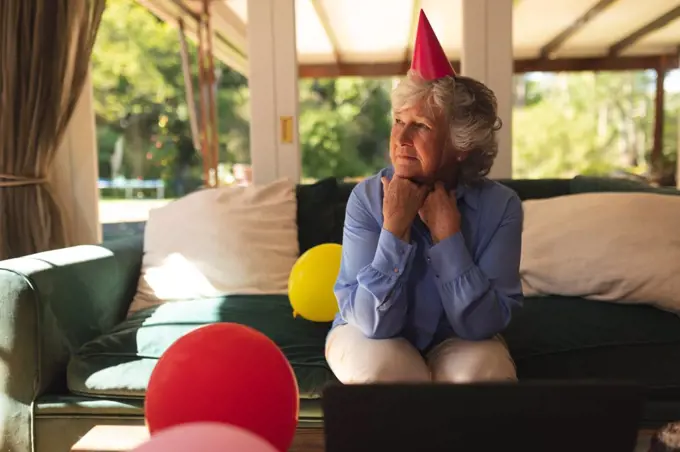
[322, 381, 645, 452]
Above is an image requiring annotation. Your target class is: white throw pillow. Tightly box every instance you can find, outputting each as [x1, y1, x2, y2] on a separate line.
[520, 192, 680, 313]
[127, 178, 299, 315]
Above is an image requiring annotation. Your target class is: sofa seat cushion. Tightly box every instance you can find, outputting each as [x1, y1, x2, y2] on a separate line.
[570, 175, 680, 196]
[505, 296, 680, 397]
[34, 394, 325, 423]
[68, 296, 335, 400]
[497, 178, 572, 200]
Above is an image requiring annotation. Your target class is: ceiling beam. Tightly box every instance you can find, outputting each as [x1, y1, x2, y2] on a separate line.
[168, 0, 200, 20]
[517, 54, 677, 72]
[209, 1, 248, 57]
[539, 0, 619, 59]
[310, 0, 343, 65]
[298, 54, 678, 78]
[137, 0, 248, 75]
[171, 0, 247, 59]
[609, 5, 680, 56]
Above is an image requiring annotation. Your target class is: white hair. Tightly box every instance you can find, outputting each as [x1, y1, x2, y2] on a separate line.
[391, 70, 502, 184]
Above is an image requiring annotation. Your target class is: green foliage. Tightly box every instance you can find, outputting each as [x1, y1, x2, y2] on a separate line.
[91, 0, 389, 190]
[513, 99, 617, 178]
[512, 71, 676, 181]
[92, 0, 249, 196]
[96, 125, 121, 179]
[92, 0, 679, 192]
[299, 78, 392, 179]
[92, 0, 181, 123]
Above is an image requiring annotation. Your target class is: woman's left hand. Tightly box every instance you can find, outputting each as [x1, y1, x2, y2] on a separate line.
[418, 182, 461, 244]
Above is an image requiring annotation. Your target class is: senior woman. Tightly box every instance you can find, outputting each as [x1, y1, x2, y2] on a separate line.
[325, 10, 523, 384]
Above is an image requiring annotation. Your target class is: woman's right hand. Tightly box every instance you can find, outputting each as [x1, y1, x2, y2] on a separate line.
[381, 175, 430, 242]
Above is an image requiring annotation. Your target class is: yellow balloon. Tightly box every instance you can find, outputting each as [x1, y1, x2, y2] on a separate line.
[288, 243, 343, 322]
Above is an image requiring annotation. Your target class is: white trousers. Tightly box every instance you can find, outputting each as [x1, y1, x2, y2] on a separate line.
[325, 324, 517, 384]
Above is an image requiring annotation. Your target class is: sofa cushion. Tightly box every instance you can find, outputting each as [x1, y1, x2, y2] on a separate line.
[128, 179, 300, 315]
[520, 192, 680, 312]
[570, 176, 680, 196]
[505, 296, 680, 396]
[34, 394, 325, 424]
[336, 182, 356, 205]
[68, 296, 335, 400]
[296, 177, 343, 253]
[497, 178, 572, 200]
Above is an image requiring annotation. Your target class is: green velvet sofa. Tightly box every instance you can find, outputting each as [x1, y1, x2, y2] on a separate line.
[2, 175, 680, 452]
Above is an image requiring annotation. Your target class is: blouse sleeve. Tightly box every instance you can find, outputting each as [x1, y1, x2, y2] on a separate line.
[333, 190, 417, 339]
[427, 194, 524, 340]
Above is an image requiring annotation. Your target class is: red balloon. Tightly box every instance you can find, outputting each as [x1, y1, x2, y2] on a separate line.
[145, 323, 299, 452]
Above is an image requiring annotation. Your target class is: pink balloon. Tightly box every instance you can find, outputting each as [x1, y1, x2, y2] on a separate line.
[132, 422, 279, 452]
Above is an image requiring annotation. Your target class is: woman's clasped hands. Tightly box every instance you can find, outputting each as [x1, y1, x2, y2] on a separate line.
[418, 181, 461, 244]
[381, 176, 461, 244]
[381, 175, 428, 242]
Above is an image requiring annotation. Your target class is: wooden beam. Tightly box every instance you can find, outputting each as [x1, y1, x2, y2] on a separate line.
[169, 0, 200, 21]
[139, 0, 248, 74]
[174, 0, 247, 59]
[539, 0, 619, 59]
[517, 54, 678, 72]
[209, 1, 249, 57]
[310, 0, 342, 64]
[609, 5, 680, 56]
[651, 67, 666, 177]
[677, 114, 680, 189]
[195, 0, 220, 187]
[298, 54, 679, 78]
[196, 12, 211, 187]
[177, 19, 201, 152]
[203, 0, 220, 187]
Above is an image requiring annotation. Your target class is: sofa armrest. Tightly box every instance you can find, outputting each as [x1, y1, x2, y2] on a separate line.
[0, 235, 143, 451]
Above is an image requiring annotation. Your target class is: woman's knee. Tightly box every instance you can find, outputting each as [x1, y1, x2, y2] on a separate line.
[427, 336, 517, 383]
[325, 325, 430, 384]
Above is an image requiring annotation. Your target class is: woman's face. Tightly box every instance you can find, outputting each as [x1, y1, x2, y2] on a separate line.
[389, 101, 455, 184]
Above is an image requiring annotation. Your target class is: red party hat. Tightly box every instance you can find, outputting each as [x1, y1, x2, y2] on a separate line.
[410, 10, 455, 80]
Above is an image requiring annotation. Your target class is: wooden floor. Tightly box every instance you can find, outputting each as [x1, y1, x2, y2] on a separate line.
[292, 428, 658, 452]
[71, 425, 657, 452]
[635, 430, 655, 452]
[290, 428, 324, 452]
